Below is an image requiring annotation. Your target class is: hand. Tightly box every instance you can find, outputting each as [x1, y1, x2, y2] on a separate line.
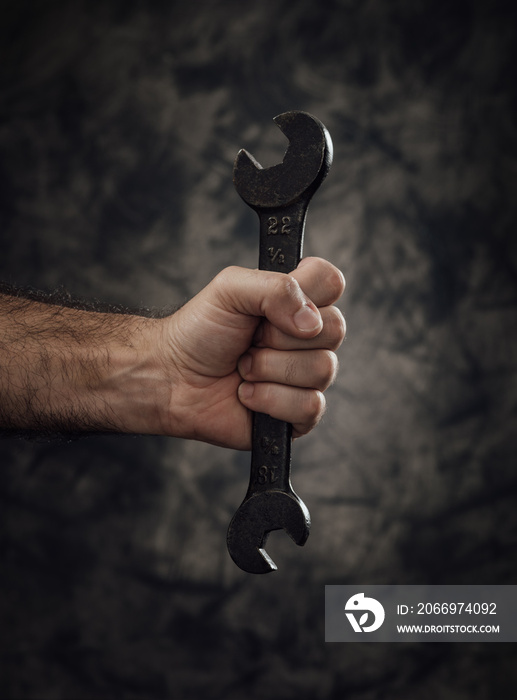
[160, 257, 346, 449]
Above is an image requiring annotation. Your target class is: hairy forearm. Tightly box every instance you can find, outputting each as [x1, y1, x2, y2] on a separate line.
[0, 292, 168, 436]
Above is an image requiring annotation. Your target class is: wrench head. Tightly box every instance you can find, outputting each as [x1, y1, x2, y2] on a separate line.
[226, 490, 311, 574]
[233, 111, 333, 210]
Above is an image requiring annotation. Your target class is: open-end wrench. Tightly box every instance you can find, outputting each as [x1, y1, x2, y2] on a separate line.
[227, 111, 333, 574]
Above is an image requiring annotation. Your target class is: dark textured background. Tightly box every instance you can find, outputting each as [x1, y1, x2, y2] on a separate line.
[1, 1, 517, 698]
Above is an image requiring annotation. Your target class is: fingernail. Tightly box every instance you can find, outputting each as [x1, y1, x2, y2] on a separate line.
[239, 382, 255, 401]
[239, 353, 252, 377]
[294, 304, 321, 332]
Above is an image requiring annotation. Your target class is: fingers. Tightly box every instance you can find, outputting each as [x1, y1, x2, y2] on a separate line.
[211, 266, 323, 338]
[256, 305, 346, 351]
[237, 328, 340, 438]
[238, 347, 338, 391]
[209, 257, 344, 341]
[238, 381, 326, 438]
[294, 257, 345, 307]
[208, 257, 345, 440]
[251, 257, 346, 350]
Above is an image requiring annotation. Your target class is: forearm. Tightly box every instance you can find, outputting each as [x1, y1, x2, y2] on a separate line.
[0, 293, 168, 436]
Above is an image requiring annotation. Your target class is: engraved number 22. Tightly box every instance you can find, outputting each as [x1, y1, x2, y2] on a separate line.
[267, 216, 291, 235]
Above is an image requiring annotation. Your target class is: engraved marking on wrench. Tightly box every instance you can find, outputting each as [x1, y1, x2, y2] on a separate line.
[267, 216, 291, 235]
[261, 437, 279, 455]
[268, 247, 285, 264]
[257, 465, 279, 484]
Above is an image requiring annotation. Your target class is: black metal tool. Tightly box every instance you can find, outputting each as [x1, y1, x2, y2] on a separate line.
[227, 111, 333, 574]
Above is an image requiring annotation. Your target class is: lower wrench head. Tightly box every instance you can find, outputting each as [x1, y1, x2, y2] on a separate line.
[226, 490, 311, 574]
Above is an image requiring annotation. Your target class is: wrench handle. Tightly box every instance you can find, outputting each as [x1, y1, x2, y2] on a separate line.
[257, 201, 308, 273]
[245, 202, 309, 499]
[247, 413, 292, 497]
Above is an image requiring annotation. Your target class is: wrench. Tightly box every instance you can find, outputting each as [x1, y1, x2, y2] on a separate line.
[227, 111, 333, 574]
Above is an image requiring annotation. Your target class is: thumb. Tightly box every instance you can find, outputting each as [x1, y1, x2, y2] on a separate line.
[211, 266, 323, 338]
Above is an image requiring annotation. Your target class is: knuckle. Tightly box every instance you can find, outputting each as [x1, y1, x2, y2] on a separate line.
[250, 348, 275, 380]
[266, 273, 302, 307]
[317, 350, 338, 389]
[211, 265, 244, 299]
[278, 273, 299, 301]
[326, 307, 346, 349]
[308, 258, 345, 296]
[293, 389, 326, 438]
[303, 389, 326, 426]
[284, 355, 298, 385]
[263, 349, 278, 380]
[326, 265, 346, 300]
[213, 265, 239, 285]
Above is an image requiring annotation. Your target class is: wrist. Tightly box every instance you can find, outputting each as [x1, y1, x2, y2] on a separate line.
[92, 314, 172, 436]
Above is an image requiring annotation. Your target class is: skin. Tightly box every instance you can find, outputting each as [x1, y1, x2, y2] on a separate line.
[0, 257, 345, 449]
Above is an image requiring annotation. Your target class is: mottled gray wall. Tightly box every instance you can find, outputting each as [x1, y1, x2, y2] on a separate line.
[1, 1, 516, 698]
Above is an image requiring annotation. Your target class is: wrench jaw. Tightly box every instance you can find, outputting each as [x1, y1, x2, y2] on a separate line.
[274, 111, 334, 198]
[226, 491, 311, 574]
[233, 111, 333, 211]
